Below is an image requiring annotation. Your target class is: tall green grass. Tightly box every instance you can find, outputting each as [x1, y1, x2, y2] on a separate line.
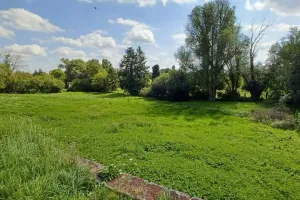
[0, 117, 130, 200]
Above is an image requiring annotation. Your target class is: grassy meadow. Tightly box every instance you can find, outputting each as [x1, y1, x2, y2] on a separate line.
[1, 92, 300, 199]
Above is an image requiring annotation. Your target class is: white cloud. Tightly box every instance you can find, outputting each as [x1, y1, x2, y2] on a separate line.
[272, 23, 300, 32]
[245, 0, 265, 10]
[110, 18, 155, 45]
[118, 0, 156, 7]
[0, 25, 15, 38]
[51, 47, 89, 60]
[147, 52, 177, 68]
[99, 49, 123, 66]
[245, 0, 300, 16]
[113, 18, 147, 27]
[171, 33, 186, 45]
[2, 44, 47, 57]
[77, 0, 93, 3]
[0, 8, 64, 32]
[53, 30, 117, 48]
[78, 0, 194, 6]
[123, 26, 155, 44]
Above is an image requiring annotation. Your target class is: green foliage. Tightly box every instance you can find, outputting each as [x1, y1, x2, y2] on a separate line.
[102, 59, 119, 92]
[266, 27, 300, 103]
[119, 47, 149, 96]
[69, 78, 92, 92]
[57, 58, 118, 93]
[149, 70, 190, 101]
[186, 0, 236, 100]
[152, 64, 160, 80]
[92, 68, 109, 92]
[98, 164, 121, 182]
[139, 87, 151, 97]
[87, 59, 102, 77]
[1, 93, 300, 199]
[165, 70, 190, 101]
[59, 58, 87, 83]
[4, 72, 64, 94]
[0, 63, 12, 91]
[50, 68, 66, 82]
[150, 73, 169, 98]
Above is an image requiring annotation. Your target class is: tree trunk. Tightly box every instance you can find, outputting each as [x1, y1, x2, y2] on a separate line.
[250, 56, 255, 81]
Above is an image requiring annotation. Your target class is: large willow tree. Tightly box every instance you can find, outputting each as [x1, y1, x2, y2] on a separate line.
[185, 0, 236, 101]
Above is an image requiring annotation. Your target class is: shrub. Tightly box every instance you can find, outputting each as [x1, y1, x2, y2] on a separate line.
[218, 90, 241, 101]
[150, 73, 169, 99]
[271, 120, 296, 130]
[251, 107, 291, 123]
[243, 80, 265, 101]
[140, 87, 151, 97]
[0, 64, 12, 92]
[91, 68, 109, 92]
[279, 94, 294, 104]
[149, 71, 190, 101]
[69, 78, 92, 92]
[4, 73, 64, 94]
[35, 75, 65, 93]
[166, 70, 190, 101]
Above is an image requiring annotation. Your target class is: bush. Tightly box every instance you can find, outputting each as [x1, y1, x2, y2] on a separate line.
[140, 87, 151, 97]
[36, 75, 65, 93]
[243, 80, 265, 101]
[271, 120, 296, 130]
[4, 73, 64, 94]
[91, 69, 109, 92]
[69, 78, 92, 92]
[149, 71, 190, 101]
[150, 73, 169, 99]
[218, 90, 240, 101]
[166, 70, 190, 101]
[0, 64, 12, 92]
[251, 107, 291, 123]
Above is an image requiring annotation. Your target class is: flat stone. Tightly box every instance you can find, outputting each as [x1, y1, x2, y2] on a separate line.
[79, 158, 202, 200]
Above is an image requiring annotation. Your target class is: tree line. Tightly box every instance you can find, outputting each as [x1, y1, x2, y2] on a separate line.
[0, 0, 299, 104]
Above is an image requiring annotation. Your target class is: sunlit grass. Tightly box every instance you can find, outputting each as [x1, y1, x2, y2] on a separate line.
[0, 92, 299, 199]
[0, 117, 131, 200]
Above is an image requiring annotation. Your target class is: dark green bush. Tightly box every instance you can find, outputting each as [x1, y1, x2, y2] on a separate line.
[69, 78, 92, 92]
[150, 73, 169, 99]
[149, 71, 190, 101]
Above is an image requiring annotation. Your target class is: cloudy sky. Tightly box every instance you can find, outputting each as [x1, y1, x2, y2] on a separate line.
[0, 0, 299, 72]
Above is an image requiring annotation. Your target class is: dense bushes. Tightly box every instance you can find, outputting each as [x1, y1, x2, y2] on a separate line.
[3, 72, 64, 94]
[147, 70, 190, 101]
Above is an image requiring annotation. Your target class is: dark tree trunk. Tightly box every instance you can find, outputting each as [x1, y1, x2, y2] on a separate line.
[250, 56, 255, 81]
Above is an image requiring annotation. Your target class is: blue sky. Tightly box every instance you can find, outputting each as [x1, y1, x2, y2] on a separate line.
[0, 0, 300, 72]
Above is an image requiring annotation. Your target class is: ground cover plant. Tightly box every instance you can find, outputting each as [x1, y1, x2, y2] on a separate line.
[0, 116, 131, 200]
[0, 92, 300, 199]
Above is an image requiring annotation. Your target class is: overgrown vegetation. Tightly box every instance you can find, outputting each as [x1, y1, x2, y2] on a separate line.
[1, 93, 300, 199]
[0, 116, 131, 199]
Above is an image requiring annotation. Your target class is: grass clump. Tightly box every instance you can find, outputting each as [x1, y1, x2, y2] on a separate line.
[0, 117, 130, 200]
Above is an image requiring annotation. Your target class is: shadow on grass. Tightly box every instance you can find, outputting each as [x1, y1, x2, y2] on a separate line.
[86, 92, 130, 99]
[143, 97, 273, 120]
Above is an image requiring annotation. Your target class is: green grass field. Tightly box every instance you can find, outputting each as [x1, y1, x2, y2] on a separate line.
[1, 92, 300, 199]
